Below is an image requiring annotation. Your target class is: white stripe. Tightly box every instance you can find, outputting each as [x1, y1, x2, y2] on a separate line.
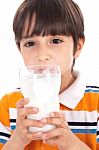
[97, 119, 99, 131]
[0, 122, 11, 141]
[98, 113, 99, 118]
[69, 125, 96, 130]
[0, 122, 11, 134]
[9, 109, 98, 128]
[97, 135, 99, 138]
[85, 87, 99, 91]
[9, 108, 17, 119]
[0, 135, 9, 141]
[9, 109, 97, 123]
[61, 110, 97, 122]
[10, 122, 16, 126]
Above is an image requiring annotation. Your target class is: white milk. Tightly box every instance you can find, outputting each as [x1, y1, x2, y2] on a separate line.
[20, 66, 61, 132]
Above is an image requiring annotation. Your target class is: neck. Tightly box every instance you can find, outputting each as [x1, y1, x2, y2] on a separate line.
[59, 71, 76, 94]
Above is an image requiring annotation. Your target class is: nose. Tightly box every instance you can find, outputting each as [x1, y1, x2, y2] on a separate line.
[37, 49, 52, 62]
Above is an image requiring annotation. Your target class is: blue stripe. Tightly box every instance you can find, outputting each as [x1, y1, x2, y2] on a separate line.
[0, 138, 7, 144]
[85, 89, 99, 93]
[97, 138, 99, 143]
[71, 129, 96, 134]
[11, 125, 16, 130]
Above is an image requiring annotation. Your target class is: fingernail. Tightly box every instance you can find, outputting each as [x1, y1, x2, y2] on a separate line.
[41, 118, 47, 123]
[50, 112, 55, 117]
[24, 98, 29, 102]
[37, 132, 43, 136]
[32, 107, 38, 112]
[42, 134, 47, 140]
[43, 140, 47, 144]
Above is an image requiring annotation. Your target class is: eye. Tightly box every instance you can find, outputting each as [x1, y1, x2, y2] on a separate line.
[24, 41, 35, 47]
[51, 38, 63, 44]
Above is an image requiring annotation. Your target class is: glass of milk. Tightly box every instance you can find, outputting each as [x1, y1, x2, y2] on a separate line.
[19, 64, 61, 132]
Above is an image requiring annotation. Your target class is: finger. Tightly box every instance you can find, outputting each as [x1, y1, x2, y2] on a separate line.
[49, 111, 64, 118]
[41, 117, 65, 128]
[18, 106, 39, 116]
[41, 112, 67, 128]
[42, 128, 64, 140]
[17, 107, 39, 120]
[21, 128, 43, 141]
[16, 98, 29, 108]
[43, 138, 57, 146]
[26, 131, 43, 141]
[23, 119, 44, 128]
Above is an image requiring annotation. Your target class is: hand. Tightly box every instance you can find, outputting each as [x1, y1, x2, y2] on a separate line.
[12, 98, 44, 148]
[41, 112, 91, 150]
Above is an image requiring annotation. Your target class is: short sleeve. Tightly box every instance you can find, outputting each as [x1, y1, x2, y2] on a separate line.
[0, 95, 11, 149]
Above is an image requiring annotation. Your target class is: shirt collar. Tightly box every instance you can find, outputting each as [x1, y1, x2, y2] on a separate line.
[59, 70, 86, 109]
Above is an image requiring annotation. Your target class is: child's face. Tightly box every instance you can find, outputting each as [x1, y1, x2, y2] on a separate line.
[20, 35, 81, 79]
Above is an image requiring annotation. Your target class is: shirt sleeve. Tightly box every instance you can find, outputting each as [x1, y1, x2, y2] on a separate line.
[0, 95, 11, 149]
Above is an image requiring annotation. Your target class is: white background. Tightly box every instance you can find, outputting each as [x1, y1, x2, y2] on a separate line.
[0, 0, 99, 98]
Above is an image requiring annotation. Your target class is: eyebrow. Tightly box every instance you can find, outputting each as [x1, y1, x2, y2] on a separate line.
[21, 35, 37, 42]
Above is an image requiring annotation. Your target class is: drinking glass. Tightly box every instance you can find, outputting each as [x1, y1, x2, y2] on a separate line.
[19, 64, 61, 132]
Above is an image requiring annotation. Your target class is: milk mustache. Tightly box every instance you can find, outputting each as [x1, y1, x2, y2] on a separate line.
[19, 65, 61, 132]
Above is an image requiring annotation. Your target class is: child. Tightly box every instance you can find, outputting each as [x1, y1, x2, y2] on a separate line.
[0, 0, 99, 149]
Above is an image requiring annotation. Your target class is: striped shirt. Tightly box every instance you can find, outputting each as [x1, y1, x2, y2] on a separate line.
[0, 71, 99, 150]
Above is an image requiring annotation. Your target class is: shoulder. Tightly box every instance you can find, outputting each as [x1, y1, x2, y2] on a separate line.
[84, 85, 99, 102]
[76, 85, 99, 111]
[0, 88, 23, 108]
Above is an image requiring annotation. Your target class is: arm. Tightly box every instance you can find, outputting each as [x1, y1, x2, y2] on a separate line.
[1, 98, 44, 150]
[2, 131, 25, 150]
[41, 112, 91, 150]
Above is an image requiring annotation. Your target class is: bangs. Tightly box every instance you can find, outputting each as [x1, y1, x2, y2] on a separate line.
[14, 0, 73, 41]
[22, 13, 71, 38]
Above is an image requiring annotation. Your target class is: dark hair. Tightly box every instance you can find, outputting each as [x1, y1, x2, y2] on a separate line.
[13, 0, 85, 52]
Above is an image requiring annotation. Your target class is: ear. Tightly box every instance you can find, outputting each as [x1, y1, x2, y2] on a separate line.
[74, 38, 85, 58]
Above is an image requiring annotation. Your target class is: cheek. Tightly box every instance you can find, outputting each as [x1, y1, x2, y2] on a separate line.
[21, 51, 34, 65]
[58, 53, 74, 75]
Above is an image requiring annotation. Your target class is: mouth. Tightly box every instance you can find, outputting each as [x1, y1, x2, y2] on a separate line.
[26, 64, 60, 74]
